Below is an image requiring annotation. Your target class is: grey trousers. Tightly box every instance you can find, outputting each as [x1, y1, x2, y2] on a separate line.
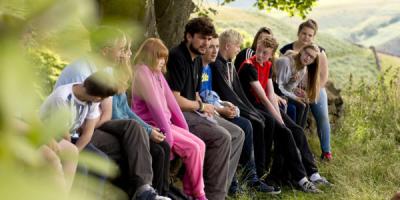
[91, 120, 153, 197]
[183, 112, 244, 200]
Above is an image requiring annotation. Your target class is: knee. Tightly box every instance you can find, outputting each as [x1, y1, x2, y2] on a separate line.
[219, 129, 232, 144]
[41, 145, 60, 164]
[60, 140, 78, 153]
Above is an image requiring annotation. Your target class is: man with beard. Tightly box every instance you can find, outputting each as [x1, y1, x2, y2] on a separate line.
[165, 17, 245, 200]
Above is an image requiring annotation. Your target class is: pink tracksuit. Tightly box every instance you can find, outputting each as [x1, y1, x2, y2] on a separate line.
[131, 64, 206, 198]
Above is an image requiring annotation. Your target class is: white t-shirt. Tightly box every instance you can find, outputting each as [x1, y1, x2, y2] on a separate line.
[40, 83, 100, 137]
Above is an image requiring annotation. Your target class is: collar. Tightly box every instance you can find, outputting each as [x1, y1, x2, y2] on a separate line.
[178, 41, 198, 63]
[249, 56, 271, 68]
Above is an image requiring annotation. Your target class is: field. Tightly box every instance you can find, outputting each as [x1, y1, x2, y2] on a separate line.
[209, 5, 400, 200]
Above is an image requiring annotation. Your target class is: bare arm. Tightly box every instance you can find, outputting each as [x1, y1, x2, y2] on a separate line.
[95, 97, 112, 128]
[319, 51, 329, 88]
[173, 91, 200, 112]
[250, 81, 284, 125]
[75, 118, 98, 151]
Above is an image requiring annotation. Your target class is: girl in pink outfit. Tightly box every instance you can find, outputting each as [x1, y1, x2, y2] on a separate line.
[131, 38, 207, 200]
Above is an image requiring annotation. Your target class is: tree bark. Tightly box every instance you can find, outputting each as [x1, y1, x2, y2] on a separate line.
[154, 0, 195, 48]
[95, 0, 195, 48]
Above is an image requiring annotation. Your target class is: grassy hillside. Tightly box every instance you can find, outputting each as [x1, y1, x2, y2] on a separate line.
[210, 6, 379, 88]
[209, 6, 400, 200]
[269, 0, 400, 56]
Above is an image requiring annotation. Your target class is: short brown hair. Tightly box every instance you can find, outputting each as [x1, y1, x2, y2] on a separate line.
[251, 27, 273, 50]
[184, 17, 216, 42]
[133, 38, 169, 73]
[83, 71, 119, 98]
[297, 19, 318, 36]
[257, 35, 279, 54]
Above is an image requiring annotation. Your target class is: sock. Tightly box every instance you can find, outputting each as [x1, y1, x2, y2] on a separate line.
[310, 173, 322, 182]
[298, 177, 308, 186]
[135, 184, 152, 196]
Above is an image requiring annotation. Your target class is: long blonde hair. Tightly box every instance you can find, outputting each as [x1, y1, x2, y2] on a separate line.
[133, 38, 169, 74]
[293, 44, 320, 101]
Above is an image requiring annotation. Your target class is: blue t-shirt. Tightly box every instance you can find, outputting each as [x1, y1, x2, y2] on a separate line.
[200, 64, 212, 92]
[199, 65, 223, 108]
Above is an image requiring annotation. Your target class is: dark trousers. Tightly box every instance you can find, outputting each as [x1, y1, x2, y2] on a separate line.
[228, 116, 258, 182]
[247, 117, 273, 179]
[150, 140, 170, 196]
[91, 119, 156, 197]
[254, 104, 317, 182]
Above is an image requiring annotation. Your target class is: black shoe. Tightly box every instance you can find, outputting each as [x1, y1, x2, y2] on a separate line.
[247, 180, 281, 194]
[228, 179, 243, 196]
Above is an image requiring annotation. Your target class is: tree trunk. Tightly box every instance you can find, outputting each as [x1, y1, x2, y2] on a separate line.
[95, 0, 195, 48]
[154, 0, 195, 48]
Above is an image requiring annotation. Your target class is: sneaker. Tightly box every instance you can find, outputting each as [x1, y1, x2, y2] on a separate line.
[311, 176, 333, 187]
[135, 187, 171, 200]
[228, 179, 243, 196]
[299, 181, 322, 193]
[248, 180, 281, 194]
[321, 152, 333, 161]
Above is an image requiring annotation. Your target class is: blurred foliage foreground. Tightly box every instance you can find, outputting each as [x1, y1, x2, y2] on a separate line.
[0, 0, 120, 200]
[1, 1, 400, 200]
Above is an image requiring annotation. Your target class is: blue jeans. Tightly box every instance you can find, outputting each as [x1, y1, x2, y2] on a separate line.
[310, 88, 331, 153]
[286, 98, 308, 128]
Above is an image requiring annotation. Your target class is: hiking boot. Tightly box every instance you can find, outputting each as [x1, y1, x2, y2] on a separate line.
[321, 152, 333, 161]
[299, 181, 322, 193]
[311, 176, 333, 187]
[247, 180, 281, 194]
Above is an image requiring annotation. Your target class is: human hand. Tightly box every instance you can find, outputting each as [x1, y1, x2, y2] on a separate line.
[203, 103, 215, 117]
[277, 96, 287, 106]
[294, 88, 306, 98]
[150, 128, 166, 143]
[219, 106, 236, 119]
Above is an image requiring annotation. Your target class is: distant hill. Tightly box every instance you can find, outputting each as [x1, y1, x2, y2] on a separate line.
[209, 6, 380, 88]
[269, 0, 400, 56]
[211, 0, 400, 56]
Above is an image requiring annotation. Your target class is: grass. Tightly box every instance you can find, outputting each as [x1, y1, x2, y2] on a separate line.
[208, 8, 400, 199]
[231, 73, 400, 200]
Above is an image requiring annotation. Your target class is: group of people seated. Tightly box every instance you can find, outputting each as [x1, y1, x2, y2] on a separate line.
[37, 17, 334, 200]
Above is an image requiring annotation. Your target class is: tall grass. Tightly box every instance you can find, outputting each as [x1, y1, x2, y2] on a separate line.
[234, 67, 400, 200]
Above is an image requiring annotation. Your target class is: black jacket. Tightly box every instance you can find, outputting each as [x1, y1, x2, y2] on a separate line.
[211, 54, 265, 127]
